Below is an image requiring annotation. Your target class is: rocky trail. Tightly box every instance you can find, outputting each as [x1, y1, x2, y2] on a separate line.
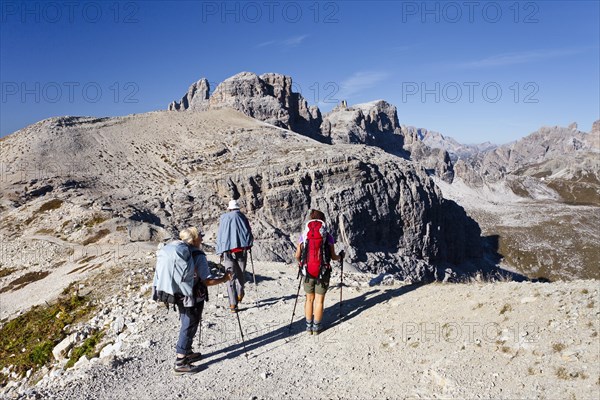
[4, 256, 598, 400]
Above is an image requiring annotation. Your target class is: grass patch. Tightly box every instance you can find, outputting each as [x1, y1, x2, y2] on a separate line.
[499, 304, 512, 315]
[38, 199, 63, 213]
[552, 342, 566, 353]
[581, 289, 589, 294]
[35, 228, 54, 235]
[0, 292, 95, 383]
[84, 214, 109, 228]
[65, 330, 104, 369]
[0, 271, 50, 294]
[82, 229, 110, 245]
[0, 267, 17, 279]
[556, 367, 570, 380]
[587, 300, 595, 309]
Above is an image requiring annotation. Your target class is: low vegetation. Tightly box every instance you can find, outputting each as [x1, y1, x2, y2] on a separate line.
[84, 214, 109, 228]
[0, 267, 17, 279]
[65, 330, 104, 369]
[82, 229, 111, 245]
[0, 271, 50, 294]
[0, 289, 95, 386]
[38, 199, 63, 213]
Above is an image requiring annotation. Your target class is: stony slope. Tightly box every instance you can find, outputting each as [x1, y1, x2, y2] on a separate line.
[0, 108, 491, 322]
[3, 258, 598, 400]
[435, 179, 600, 281]
[453, 124, 600, 204]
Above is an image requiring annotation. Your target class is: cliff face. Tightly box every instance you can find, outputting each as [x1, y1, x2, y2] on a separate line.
[0, 109, 484, 283]
[167, 73, 458, 183]
[169, 72, 323, 141]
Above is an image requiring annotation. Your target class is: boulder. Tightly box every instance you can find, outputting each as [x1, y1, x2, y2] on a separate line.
[52, 333, 76, 361]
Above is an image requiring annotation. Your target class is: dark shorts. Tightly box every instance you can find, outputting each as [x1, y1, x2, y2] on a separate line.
[304, 276, 330, 295]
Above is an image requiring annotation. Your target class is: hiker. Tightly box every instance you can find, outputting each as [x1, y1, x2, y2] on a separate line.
[216, 199, 254, 312]
[295, 209, 344, 334]
[153, 227, 231, 374]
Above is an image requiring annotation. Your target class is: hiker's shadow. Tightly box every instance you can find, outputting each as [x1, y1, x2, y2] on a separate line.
[198, 282, 423, 368]
[244, 273, 275, 284]
[320, 283, 423, 333]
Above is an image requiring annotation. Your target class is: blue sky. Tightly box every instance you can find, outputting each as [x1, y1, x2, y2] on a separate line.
[1, 0, 598, 144]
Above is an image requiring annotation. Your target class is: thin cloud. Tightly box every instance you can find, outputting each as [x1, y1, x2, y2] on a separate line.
[256, 40, 276, 48]
[337, 71, 390, 100]
[459, 48, 585, 68]
[256, 34, 309, 49]
[283, 34, 309, 46]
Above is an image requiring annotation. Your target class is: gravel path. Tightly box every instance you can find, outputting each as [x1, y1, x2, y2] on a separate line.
[13, 260, 597, 400]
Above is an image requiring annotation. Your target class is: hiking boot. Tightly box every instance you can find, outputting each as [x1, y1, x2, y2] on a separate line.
[312, 323, 322, 335]
[230, 305, 238, 313]
[306, 321, 313, 335]
[186, 352, 202, 363]
[173, 358, 194, 374]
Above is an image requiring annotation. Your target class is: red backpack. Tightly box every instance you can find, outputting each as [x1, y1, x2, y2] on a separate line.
[300, 220, 331, 280]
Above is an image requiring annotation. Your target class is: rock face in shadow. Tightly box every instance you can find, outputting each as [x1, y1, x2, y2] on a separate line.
[1, 109, 484, 282]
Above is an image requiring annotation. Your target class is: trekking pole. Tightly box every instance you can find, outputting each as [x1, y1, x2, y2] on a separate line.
[249, 249, 257, 287]
[339, 256, 344, 319]
[288, 266, 303, 333]
[234, 310, 248, 360]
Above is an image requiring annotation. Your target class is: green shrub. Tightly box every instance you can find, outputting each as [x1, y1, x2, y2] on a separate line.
[0, 293, 95, 382]
[38, 199, 63, 213]
[65, 330, 104, 369]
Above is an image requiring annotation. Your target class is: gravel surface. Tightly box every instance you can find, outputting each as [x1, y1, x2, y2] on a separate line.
[5, 260, 598, 400]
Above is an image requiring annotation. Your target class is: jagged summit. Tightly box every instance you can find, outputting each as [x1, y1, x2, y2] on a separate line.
[167, 72, 455, 182]
[168, 72, 323, 141]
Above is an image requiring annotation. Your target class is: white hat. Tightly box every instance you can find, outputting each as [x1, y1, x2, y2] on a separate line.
[228, 199, 240, 210]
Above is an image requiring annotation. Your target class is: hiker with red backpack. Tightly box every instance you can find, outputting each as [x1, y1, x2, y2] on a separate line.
[294, 209, 344, 335]
[216, 199, 254, 313]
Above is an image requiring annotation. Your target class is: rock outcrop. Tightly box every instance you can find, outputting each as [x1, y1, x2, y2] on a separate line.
[168, 72, 323, 140]
[455, 124, 600, 184]
[0, 109, 485, 282]
[320, 100, 405, 152]
[168, 78, 210, 111]
[450, 123, 600, 206]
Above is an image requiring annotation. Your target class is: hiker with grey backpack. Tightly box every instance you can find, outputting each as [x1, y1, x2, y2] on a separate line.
[294, 209, 344, 335]
[152, 227, 231, 374]
[216, 199, 254, 313]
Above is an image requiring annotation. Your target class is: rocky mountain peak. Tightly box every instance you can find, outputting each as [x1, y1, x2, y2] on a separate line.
[168, 72, 323, 140]
[168, 78, 210, 111]
[320, 100, 402, 145]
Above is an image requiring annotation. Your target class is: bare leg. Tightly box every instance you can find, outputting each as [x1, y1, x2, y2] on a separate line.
[314, 293, 325, 323]
[305, 293, 315, 320]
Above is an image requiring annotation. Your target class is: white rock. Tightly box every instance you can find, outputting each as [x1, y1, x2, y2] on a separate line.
[73, 356, 90, 370]
[520, 296, 538, 303]
[99, 343, 116, 359]
[111, 316, 125, 335]
[52, 333, 76, 360]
